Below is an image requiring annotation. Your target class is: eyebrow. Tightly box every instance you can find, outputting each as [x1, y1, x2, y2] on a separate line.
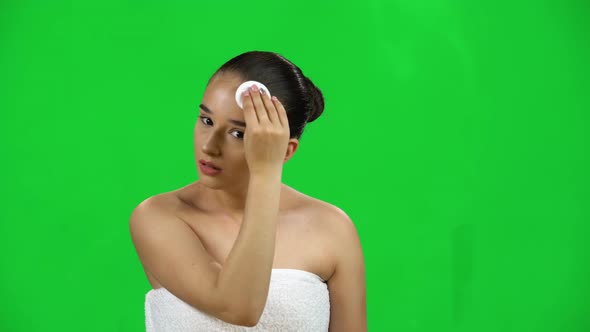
[199, 104, 246, 127]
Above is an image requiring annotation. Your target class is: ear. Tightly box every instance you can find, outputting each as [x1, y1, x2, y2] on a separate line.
[283, 138, 299, 163]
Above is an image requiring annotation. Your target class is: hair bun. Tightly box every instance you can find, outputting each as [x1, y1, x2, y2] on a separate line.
[304, 76, 325, 123]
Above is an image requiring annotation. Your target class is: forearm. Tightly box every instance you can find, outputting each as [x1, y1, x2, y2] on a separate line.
[216, 170, 283, 322]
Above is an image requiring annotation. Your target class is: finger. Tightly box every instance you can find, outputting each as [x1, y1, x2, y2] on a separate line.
[260, 88, 279, 125]
[272, 96, 288, 128]
[241, 90, 259, 125]
[250, 85, 269, 124]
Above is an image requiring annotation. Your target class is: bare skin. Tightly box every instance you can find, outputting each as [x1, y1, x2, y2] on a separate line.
[141, 181, 337, 290]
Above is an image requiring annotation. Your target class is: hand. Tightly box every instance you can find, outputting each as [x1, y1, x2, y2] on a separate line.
[241, 84, 290, 176]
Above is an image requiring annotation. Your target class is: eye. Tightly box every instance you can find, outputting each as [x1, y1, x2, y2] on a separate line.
[199, 116, 212, 126]
[232, 131, 244, 140]
[199, 116, 244, 140]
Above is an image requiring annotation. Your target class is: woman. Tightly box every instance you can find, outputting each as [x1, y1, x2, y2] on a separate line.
[130, 51, 367, 331]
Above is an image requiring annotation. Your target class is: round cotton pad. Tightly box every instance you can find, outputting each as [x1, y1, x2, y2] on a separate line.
[235, 80, 272, 109]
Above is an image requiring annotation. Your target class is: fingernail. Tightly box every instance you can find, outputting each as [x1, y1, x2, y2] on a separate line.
[243, 90, 250, 96]
[251, 85, 258, 91]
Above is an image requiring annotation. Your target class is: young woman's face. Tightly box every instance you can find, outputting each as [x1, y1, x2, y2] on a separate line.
[194, 73, 250, 188]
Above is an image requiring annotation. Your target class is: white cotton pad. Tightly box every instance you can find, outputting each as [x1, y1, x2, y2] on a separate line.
[235, 80, 272, 109]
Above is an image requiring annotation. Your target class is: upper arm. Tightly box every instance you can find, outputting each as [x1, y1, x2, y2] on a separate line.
[326, 208, 367, 332]
[129, 196, 250, 325]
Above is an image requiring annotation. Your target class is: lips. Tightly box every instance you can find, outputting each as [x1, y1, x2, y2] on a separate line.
[199, 159, 222, 170]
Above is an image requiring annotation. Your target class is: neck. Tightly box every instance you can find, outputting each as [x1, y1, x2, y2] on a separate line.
[191, 180, 286, 223]
[184, 179, 289, 221]
[209, 183, 248, 217]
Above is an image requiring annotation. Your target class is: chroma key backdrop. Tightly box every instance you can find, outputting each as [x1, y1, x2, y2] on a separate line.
[0, 0, 588, 331]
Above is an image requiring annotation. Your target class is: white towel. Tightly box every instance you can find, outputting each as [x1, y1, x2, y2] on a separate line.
[145, 269, 330, 331]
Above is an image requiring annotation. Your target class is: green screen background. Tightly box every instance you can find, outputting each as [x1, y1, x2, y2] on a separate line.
[1, 1, 588, 331]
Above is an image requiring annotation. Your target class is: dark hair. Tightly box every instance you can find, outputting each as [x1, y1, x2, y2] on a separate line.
[209, 51, 325, 140]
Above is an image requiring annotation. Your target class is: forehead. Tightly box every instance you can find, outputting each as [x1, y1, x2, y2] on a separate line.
[201, 74, 244, 119]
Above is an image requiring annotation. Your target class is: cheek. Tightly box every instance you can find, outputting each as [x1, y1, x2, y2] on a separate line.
[228, 153, 247, 167]
[193, 127, 205, 142]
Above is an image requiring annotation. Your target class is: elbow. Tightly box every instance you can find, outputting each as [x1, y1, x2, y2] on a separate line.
[215, 284, 266, 327]
[231, 310, 261, 327]
[223, 302, 262, 327]
[242, 308, 264, 327]
[238, 316, 260, 328]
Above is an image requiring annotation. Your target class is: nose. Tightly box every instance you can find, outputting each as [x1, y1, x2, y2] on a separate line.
[201, 132, 222, 156]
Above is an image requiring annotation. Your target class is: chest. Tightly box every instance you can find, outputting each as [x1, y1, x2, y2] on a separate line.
[182, 210, 333, 280]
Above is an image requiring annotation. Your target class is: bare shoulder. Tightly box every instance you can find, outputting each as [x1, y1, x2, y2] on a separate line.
[300, 195, 363, 274]
[312, 199, 363, 265]
[306, 196, 359, 240]
[128, 192, 185, 258]
[133, 187, 183, 209]
[129, 192, 180, 224]
[306, 198, 367, 331]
